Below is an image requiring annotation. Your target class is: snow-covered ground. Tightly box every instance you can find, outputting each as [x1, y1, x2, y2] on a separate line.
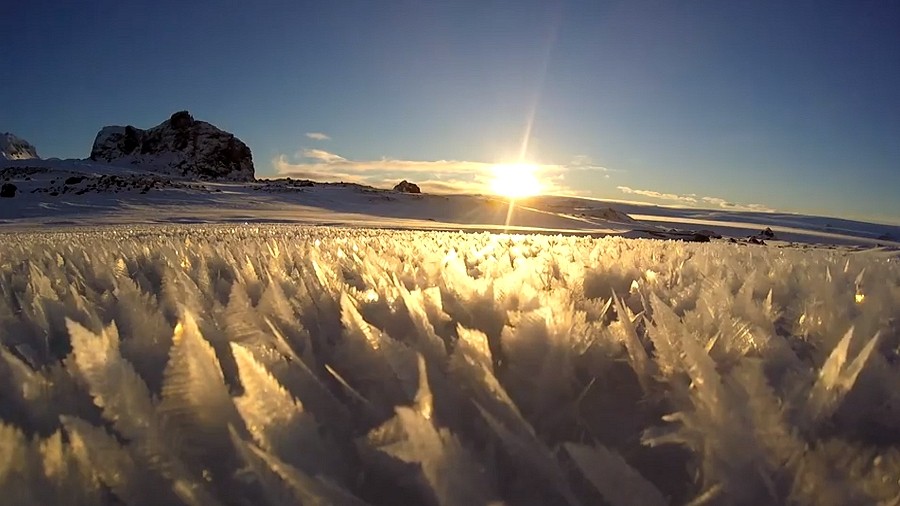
[0, 226, 898, 505]
[1, 159, 898, 249]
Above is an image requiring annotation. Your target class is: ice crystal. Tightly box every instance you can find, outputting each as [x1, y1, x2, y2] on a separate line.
[0, 224, 897, 505]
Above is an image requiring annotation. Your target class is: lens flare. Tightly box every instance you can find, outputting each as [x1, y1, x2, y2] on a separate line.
[489, 163, 542, 199]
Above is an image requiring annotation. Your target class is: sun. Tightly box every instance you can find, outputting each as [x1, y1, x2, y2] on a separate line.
[489, 163, 542, 199]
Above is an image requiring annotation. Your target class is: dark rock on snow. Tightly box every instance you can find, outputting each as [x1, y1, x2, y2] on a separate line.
[254, 178, 316, 193]
[644, 228, 719, 242]
[89, 111, 254, 181]
[393, 180, 421, 193]
[0, 183, 17, 198]
[746, 227, 776, 244]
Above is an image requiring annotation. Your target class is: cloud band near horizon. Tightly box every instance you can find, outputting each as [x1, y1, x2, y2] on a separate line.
[616, 186, 773, 212]
[271, 149, 772, 212]
[273, 149, 611, 195]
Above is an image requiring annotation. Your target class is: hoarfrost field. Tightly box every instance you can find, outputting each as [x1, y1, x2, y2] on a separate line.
[1, 225, 899, 506]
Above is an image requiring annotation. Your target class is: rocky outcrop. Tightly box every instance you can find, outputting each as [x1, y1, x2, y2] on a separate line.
[393, 180, 421, 193]
[1, 133, 39, 160]
[89, 111, 254, 181]
[746, 227, 777, 244]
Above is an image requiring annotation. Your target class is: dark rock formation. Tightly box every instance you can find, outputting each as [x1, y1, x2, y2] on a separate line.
[640, 228, 721, 242]
[746, 227, 776, 244]
[0, 183, 17, 198]
[695, 229, 723, 239]
[253, 178, 316, 193]
[393, 180, 421, 193]
[89, 111, 254, 181]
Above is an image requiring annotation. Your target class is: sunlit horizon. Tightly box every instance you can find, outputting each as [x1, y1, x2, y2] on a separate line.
[488, 163, 543, 199]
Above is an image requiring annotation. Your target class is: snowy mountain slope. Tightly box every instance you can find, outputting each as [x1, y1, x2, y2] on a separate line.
[539, 195, 900, 245]
[0, 225, 897, 505]
[0, 132, 39, 160]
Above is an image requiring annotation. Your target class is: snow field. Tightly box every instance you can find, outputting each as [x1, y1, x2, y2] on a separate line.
[0, 224, 898, 505]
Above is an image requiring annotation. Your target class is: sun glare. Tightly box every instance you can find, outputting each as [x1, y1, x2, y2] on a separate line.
[489, 163, 542, 199]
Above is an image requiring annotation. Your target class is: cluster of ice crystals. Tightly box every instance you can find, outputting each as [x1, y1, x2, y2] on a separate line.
[0, 224, 898, 505]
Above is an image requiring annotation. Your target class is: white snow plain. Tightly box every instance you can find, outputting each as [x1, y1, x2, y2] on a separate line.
[0, 225, 898, 505]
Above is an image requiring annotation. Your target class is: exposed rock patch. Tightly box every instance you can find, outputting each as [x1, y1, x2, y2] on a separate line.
[29, 174, 208, 197]
[0, 166, 52, 181]
[253, 178, 316, 193]
[638, 228, 722, 242]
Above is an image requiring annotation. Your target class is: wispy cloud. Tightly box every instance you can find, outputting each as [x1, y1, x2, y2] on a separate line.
[617, 186, 773, 212]
[569, 155, 614, 172]
[568, 155, 614, 178]
[699, 196, 773, 212]
[305, 132, 331, 141]
[273, 150, 609, 195]
[301, 149, 346, 163]
[274, 153, 498, 194]
[617, 186, 698, 204]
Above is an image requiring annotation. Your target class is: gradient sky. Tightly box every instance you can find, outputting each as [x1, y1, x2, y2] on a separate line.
[2, 0, 898, 223]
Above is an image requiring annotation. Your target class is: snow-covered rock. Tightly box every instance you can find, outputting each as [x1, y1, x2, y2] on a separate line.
[89, 111, 254, 181]
[0, 133, 39, 160]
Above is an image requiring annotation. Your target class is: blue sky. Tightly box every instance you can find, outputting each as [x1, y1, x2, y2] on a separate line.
[2, 1, 898, 223]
